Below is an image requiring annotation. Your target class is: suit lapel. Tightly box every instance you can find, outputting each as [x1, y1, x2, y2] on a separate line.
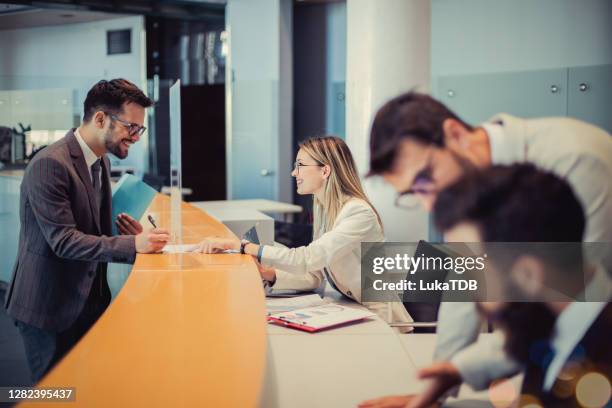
[66, 130, 101, 233]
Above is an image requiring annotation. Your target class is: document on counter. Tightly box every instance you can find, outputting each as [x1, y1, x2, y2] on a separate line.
[163, 245, 239, 254]
[268, 304, 375, 332]
[163, 244, 199, 253]
[265, 294, 327, 314]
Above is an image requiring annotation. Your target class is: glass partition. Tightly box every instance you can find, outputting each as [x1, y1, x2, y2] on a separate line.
[169, 79, 183, 248]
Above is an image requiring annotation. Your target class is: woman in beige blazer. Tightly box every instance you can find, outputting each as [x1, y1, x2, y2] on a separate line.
[194, 136, 412, 325]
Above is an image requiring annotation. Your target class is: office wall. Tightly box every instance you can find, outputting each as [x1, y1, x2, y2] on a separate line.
[0, 15, 148, 174]
[431, 0, 612, 81]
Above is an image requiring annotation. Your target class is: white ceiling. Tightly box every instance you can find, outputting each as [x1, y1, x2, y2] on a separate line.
[0, 3, 131, 31]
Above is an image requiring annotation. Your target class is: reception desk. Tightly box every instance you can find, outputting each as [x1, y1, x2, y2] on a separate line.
[21, 193, 268, 407]
[0, 178, 427, 408]
[4, 173, 505, 408]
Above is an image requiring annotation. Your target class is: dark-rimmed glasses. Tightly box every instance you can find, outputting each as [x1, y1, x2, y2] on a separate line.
[394, 151, 436, 209]
[293, 161, 324, 175]
[108, 113, 146, 137]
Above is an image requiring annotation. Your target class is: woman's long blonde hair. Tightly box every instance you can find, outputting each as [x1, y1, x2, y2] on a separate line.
[299, 136, 383, 237]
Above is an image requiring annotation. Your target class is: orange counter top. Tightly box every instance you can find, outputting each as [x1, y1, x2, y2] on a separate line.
[22, 194, 268, 407]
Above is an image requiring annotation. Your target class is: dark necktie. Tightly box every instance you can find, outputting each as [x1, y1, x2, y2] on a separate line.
[91, 159, 102, 210]
[522, 340, 555, 394]
[90, 159, 105, 297]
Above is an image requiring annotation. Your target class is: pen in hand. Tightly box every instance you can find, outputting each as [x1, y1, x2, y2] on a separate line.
[148, 214, 158, 229]
[134, 214, 169, 254]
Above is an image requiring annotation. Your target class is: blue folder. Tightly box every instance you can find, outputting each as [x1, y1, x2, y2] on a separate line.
[111, 174, 158, 235]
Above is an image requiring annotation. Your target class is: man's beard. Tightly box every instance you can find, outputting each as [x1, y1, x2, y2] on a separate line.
[104, 126, 128, 159]
[449, 149, 480, 178]
[486, 302, 557, 364]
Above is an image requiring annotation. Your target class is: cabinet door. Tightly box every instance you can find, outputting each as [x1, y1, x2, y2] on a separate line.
[231, 80, 275, 199]
[568, 64, 612, 134]
[436, 68, 568, 125]
[329, 81, 346, 138]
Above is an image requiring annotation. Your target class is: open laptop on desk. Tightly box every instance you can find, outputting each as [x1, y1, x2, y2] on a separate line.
[241, 225, 300, 296]
[258, 225, 321, 297]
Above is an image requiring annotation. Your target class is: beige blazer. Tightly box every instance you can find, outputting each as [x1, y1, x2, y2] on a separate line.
[262, 198, 413, 325]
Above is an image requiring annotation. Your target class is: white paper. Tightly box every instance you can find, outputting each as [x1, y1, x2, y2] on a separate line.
[163, 244, 240, 254]
[266, 294, 326, 314]
[163, 244, 199, 254]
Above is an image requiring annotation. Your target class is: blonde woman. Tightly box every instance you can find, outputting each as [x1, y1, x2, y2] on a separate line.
[194, 136, 412, 325]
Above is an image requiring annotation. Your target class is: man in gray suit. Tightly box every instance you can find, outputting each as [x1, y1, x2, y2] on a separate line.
[363, 92, 612, 407]
[4, 79, 170, 382]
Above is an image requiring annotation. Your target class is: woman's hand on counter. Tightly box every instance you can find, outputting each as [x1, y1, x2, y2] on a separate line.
[254, 260, 276, 283]
[192, 237, 240, 253]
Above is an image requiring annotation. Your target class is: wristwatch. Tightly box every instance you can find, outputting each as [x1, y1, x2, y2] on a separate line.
[240, 240, 249, 254]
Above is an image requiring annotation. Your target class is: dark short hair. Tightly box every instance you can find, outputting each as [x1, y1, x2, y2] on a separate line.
[369, 92, 473, 175]
[83, 79, 153, 122]
[433, 164, 585, 274]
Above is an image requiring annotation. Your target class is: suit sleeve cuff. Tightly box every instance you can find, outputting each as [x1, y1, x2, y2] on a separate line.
[114, 235, 137, 264]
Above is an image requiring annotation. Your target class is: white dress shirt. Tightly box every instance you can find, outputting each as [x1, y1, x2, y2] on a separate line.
[74, 127, 102, 184]
[436, 114, 612, 390]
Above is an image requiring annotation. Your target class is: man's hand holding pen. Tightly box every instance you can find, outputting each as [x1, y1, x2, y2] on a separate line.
[116, 213, 170, 253]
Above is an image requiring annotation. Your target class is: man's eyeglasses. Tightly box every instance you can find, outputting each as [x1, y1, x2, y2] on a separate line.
[108, 113, 146, 137]
[394, 180, 437, 209]
[293, 161, 324, 175]
[394, 151, 436, 209]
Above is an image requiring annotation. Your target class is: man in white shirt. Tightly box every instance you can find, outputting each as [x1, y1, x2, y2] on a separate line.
[431, 165, 611, 407]
[360, 164, 611, 408]
[365, 92, 612, 405]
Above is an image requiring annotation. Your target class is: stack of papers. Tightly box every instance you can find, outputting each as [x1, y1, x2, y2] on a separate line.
[265, 294, 326, 314]
[268, 304, 375, 332]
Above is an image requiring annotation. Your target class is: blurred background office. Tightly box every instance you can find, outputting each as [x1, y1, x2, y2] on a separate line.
[0, 0, 611, 386]
[1, 0, 611, 280]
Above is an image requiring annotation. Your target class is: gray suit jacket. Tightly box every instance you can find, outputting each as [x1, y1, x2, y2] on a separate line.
[4, 130, 136, 331]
